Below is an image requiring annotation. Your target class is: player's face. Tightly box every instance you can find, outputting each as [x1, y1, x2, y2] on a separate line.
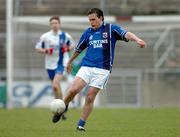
[50, 19, 60, 32]
[88, 13, 103, 30]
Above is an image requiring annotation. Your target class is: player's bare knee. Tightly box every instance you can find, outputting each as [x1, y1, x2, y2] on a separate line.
[52, 84, 58, 92]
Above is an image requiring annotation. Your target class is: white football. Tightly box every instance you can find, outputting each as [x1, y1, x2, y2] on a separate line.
[50, 99, 65, 114]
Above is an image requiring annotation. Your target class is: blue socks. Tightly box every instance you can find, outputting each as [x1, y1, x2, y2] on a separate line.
[78, 119, 86, 127]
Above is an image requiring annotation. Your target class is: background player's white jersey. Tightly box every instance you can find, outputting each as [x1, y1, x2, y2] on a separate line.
[35, 30, 75, 69]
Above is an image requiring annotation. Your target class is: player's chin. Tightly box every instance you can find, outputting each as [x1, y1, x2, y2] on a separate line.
[53, 28, 58, 31]
[91, 25, 95, 29]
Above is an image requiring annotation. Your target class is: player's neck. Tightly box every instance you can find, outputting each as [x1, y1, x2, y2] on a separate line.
[94, 21, 103, 30]
[52, 30, 59, 35]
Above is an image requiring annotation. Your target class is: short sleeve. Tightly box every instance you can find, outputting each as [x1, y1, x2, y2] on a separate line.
[65, 32, 75, 47]
[111, 24, 128, 42]
[35, 35, 45, 49]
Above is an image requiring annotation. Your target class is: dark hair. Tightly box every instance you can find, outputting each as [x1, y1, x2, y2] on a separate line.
[87, 8, 104, 21]
[49, 16, 60, 23]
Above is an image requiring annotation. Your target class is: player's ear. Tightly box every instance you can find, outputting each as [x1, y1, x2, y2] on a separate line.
[99, 16, 103, 21]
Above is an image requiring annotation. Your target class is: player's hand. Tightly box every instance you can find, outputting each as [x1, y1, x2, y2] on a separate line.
[61, 45, 69, 54]
[66, 62, 72, 74]
[45, 48, 54, 55]
[137, 40, 147, 48]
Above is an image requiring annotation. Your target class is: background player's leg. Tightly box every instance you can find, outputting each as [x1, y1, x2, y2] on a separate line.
[52, 73, 67, 122]
[52, 74, 63, 99]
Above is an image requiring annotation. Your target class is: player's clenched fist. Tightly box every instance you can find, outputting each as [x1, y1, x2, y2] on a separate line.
[66, 62, 72, 74]
[45, 48, 54, 55]
[137, 40, 147, 48]
[61, 45, 69, 54]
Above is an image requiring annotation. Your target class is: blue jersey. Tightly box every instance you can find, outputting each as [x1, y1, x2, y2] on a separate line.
[75, 23, 128, 70]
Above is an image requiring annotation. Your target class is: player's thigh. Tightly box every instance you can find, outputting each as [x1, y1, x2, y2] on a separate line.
[53, 73, 63, 85]
[53, 65, 64, 84]
[69, 76, 87, 92]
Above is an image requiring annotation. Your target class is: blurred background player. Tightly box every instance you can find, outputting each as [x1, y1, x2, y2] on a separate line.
[35, 16, 75, 122]
[56, 8, 147, 131]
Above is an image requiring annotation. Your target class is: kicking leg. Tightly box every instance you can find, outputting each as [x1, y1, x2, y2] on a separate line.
[53, 76, 86, 123]
[64, 76, 86, 105]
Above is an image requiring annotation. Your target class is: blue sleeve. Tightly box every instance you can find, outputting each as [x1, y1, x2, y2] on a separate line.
[111, 24, 128, 42]
[75, 30, 88, 53]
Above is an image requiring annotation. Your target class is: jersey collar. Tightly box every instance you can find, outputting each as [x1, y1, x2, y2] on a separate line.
[50, 30, 61, 35]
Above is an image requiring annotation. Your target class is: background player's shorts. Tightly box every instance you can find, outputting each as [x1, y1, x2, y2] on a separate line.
[76, 66, 110, 89]
[47, 65, 64, 80]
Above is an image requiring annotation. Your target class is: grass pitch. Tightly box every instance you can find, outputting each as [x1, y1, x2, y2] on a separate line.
[0, 108, 179, 137]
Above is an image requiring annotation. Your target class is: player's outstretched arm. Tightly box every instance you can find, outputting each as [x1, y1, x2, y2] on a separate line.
[36, 48, 54, 55]
[66, 51, 80, 73]
[125, 32, 147, 48]
[35, 48, 46, 54]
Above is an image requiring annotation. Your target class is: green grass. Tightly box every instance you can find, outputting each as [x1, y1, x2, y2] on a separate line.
[0, 108, 180, 137]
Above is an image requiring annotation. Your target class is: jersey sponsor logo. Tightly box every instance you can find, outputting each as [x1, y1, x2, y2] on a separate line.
[89, 39, 108, 48]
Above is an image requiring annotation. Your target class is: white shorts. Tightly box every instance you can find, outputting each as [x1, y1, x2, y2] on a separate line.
[76, 66, 110, 89]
